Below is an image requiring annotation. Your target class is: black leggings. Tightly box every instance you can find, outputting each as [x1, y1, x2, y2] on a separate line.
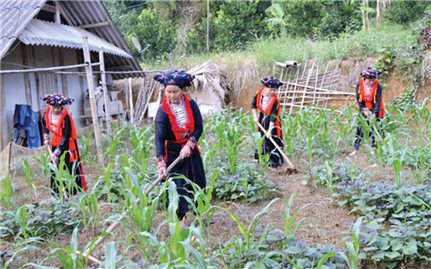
[354, 118, 381, 150]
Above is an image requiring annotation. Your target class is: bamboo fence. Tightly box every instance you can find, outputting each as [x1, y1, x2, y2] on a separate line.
[275, 60, 355, 114]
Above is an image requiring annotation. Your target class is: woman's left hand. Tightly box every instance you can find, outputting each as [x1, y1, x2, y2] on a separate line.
[180, 145, 191, 159]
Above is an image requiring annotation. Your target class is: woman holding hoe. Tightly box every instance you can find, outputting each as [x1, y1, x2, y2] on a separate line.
[154, 70, 206, 226]
[251, 76, 285, 168]
[349, 67, 385, 156]
[42, 93, 87, 196]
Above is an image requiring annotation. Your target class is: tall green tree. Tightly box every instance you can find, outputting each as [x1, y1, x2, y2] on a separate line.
[126, 8, 177, 61]
[187, 0, 269, 53]
[385, 0, 430, 25]
[267, 0, 360, 40]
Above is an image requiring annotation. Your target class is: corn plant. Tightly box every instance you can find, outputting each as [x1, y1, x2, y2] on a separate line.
[214, 198, 280, 268]
[187, 169, 220, 228]
[34, 152, 51, 180]
[339, 217, 363, 269]
[21, 160, 36, 196]
[104, 127, 127, 158]
[16, 206, 28, 240]
[333, 107, 358, 152]
[128, 125, 153, 173]
[253, 131, 271, 166]
[0, 176, 15, 209]
[74, 192, 99, 229]
[284, 194, 303, 242]
[213, 109, 245, 174]
[48, 154, 72, 200]
[280, 112, 300, 157]
[285, 251, 338, 269]
[42, 226, 85, 268]
[139, 181, 202, 266]
[78, 131, 95, 165]
[104, 241, 117, 269]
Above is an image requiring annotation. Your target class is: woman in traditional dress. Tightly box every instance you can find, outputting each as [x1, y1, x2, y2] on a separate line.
[154, 70, 206, 222]
[42, 93, 87, 195]
[251, 76, 285, 168]
[349, 67, 384, 156]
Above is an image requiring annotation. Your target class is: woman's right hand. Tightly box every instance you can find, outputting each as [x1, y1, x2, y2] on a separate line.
[158, 166, 167, 181]
[158, 158, 167, 181]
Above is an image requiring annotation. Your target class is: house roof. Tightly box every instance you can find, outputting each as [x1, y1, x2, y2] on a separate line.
[0, 0, 143, 78]
[0, 0, 46, 59]
[20, 19, 132, 58]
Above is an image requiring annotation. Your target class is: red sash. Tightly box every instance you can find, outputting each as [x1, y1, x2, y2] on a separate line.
[358, 79, 385, 118]
[161, 94, 198, 162]
[255, 88, 282, 138]
[45, 107, 87, 191]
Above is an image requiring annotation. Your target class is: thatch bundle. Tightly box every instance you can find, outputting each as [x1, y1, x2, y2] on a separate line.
[187, 61, 231, 113]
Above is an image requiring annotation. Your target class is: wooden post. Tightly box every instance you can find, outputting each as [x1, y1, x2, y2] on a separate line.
[82, 36, 103, 165]
[138, 80, 156, 125]
[128, 78, 134, 124]
[98, 50, 111, 133]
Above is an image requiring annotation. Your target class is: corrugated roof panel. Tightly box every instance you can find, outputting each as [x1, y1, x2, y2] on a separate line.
[0, 0, 46, 58]
[59, 1, 142, 75]
[1, 0, 142, 78]
[19, 19, 132, 58]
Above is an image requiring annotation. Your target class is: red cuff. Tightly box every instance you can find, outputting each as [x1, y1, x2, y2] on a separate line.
[186, 140, 196, 150]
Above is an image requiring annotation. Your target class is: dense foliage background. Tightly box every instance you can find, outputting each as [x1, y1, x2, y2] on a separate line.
[103, 0, 430, 63]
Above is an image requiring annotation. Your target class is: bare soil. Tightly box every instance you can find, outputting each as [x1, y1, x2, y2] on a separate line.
[2, 145, 421, 268]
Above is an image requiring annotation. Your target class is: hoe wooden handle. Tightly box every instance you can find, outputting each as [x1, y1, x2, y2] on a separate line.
[257, 122, 295, 169]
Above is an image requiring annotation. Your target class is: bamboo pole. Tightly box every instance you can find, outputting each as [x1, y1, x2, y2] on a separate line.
[300, 62, 314, 110]
[256, 122, 295, 169]
[0, 62, 100, 74]
[301, 60, 308, 79]
[99, 50, 111, 133]
[280, 103, 337, 112]
[79, 155, 182, 261]
[289, 67, 300, 115]
[279, 81, 354, 95]
[128, 78, 134, 124]
[312, 65, 319, 105]
[317, 62, 330, 107]
[281, 97, 353, 106]
[278, 89, 354, 96]
[325, 60, 342, 108]
[82, 36, 103, 165]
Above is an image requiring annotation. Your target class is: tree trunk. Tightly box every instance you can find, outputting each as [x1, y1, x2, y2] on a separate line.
[365, 0, 371, 30]
[362, 0, 370, 31]
[376, 0, 381, 27]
